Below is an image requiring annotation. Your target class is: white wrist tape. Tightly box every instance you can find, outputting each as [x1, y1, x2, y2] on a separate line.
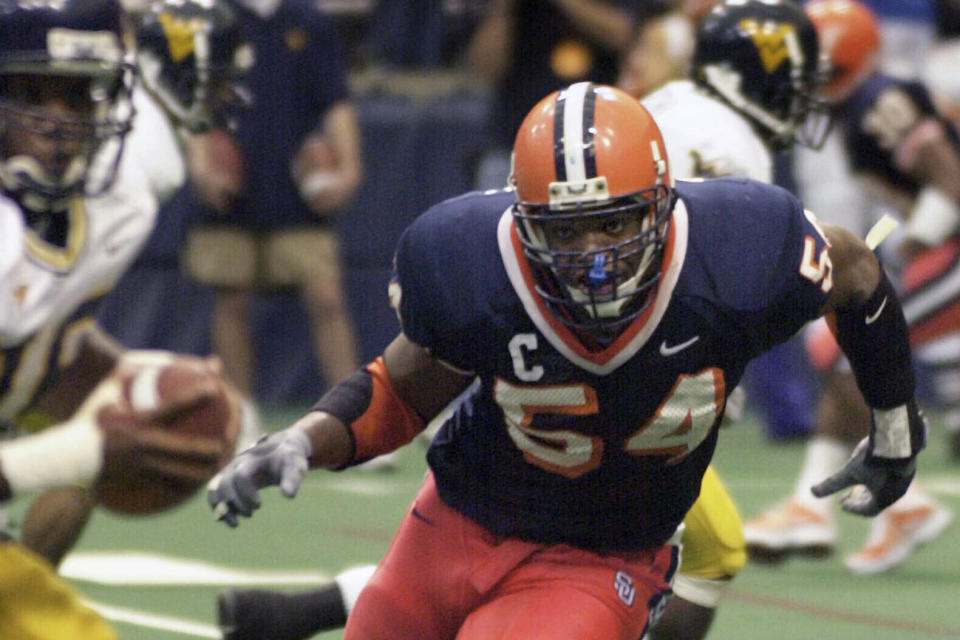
[0, 416, 103, 496]
[871, 404, 913, 459]
[906, 186, 960, 246]
[0, 367, 127, 496]
[864, 213, 900, 250]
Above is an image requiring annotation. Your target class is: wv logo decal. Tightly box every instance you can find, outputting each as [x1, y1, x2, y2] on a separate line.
[158, 13, 204, 62]
[739, 18, 798, 72]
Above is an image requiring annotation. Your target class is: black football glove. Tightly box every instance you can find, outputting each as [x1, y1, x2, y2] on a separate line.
[207, 429, 312, 527]
[811, 437, 915, 516]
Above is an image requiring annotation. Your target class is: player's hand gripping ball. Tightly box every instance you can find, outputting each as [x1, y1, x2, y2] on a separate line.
[93, 353, 241, 514]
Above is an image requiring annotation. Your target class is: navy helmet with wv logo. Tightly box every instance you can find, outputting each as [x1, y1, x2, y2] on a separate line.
[692, 0, 831, 150]
[134, 0, 253, 133]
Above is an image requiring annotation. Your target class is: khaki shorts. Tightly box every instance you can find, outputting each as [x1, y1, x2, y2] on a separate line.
[182, 225, 342, 290]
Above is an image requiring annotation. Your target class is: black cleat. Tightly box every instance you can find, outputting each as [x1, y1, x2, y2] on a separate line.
[217, 585, 347, 640]
[218, 588, 296, 640]
[218, 589, 252, 640]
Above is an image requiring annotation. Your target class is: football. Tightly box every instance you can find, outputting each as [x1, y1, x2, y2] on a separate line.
[94, 356, 240, 515]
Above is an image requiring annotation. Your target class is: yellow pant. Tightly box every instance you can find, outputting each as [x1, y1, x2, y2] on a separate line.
[0, 541, 116, 640]
[675, 465, 747, 607]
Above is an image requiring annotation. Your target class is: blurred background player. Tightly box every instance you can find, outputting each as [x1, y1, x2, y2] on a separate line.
[622, 1, 821, 447]
[11, 0, 253, 566]
[131, 0, 253, 195]
[744, 0, 956, 575]
[0, 1, 243, 637]
[631, 0, 823, 444]
[180, 0, 363, 423]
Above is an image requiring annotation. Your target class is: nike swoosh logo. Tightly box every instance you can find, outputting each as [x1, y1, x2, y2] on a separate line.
[659, 335, 700, 356]
[411, 506, 435, 526]
[865, 296, 887, 325]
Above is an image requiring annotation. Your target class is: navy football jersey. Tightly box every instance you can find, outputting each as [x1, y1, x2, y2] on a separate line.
[840, 72, 960, 195]
[391, 178, 833, 550]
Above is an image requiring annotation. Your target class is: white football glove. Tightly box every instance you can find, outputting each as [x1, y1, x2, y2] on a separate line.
[207, 429, 312, 527]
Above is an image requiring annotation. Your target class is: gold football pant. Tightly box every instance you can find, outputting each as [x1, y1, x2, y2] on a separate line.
[0, 540, 116, 640]
[675, 465, 747, 607]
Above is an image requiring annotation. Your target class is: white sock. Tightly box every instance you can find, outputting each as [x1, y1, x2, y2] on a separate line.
[792, 436, 850, 511]
[335, 564, 377, 615]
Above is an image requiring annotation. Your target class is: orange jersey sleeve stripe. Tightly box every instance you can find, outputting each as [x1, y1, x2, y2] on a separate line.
[350, 357, 425, 461]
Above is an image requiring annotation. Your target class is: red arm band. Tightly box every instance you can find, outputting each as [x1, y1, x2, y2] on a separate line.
[312, 357, 425, 464]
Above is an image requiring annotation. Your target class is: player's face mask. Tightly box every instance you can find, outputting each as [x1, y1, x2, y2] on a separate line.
[0, 72, 133, 211]
[516, 189, 673, 337]
[510, 83, 675, 344]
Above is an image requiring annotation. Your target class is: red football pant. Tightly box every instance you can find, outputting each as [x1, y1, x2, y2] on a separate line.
[345, 472, 679, 640]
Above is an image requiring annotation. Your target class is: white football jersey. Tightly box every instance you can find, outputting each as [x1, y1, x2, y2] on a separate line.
[127, 86, 186, 206]
[0, 199, 23, 283]
[0, 159, 157, 350]
[642, 79, 773, 183]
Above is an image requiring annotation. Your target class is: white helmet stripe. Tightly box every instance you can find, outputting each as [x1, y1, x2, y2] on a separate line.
[559, 81, 592, 184]
[650, 139, 666, 179]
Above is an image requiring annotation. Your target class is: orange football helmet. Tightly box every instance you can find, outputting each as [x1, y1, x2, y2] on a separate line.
[804, 0, 880, 101]
[509, 82, 674, 341]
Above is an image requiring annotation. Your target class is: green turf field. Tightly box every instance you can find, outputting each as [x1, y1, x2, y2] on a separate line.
[9, 406, 958, 639]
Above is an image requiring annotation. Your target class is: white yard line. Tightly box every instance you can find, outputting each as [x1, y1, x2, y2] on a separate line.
[82, 600, 221, 638]
[67, 553, 335, 637]
[62, 551, 331, 586]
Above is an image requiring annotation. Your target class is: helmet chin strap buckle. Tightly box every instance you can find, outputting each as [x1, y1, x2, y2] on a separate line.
[588, 254, 610, 287]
